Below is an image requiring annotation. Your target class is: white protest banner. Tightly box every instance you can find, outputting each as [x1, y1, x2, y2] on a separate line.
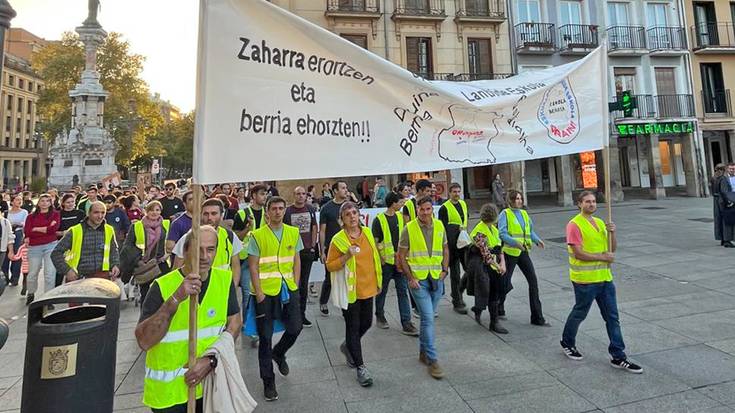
[194, 0, 609, 184]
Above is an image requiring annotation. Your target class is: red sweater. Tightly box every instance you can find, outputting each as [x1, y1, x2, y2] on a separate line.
[24, 210, 61, 246]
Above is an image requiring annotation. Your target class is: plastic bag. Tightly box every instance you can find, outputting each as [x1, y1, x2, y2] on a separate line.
[456, 229, 472, 249]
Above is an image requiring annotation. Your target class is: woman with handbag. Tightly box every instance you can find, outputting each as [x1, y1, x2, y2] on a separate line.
[120, 200, 170, 302]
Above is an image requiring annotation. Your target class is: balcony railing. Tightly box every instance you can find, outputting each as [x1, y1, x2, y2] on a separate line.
[515, 22, 556, 50]
[702, 90, 732, 117]
[647, 26, 687, 51]
[394, 0, 445, 17]
[455, 0, 505, 19]
[610, 94, 695, 119]
[607, 26, 647, 50]
[692, 22, 735, 49]
[558, 24, 598, 51]
[421, 72, 515, 81]
[326, 0, 379, 13]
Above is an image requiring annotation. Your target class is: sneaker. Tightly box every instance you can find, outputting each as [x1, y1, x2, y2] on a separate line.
[309, 283, 318, 297]
[340, 341, 356, 368]
[376, 315, 389, 329]
[419, 351, 429, 365]
[412, 308, 420, 319]
[471, 308, 482, 325]
[611, 358, 643, 374]
[532, 320, 552, 327]
[25, 293, 34, 306]
[356, 365, 373, 387]
[250, 336, 259, 348]
[272, 354, 290, 376]
[453, 305, 468, 315]
[434, 312, 439, 318]
[320, 304, 329, 317]
[561, 343, 584, 361]
[303, 317, 313, 328]
[401, 322, 419, 337]
[264, 380, 278, 401]
[20, 286, 26, 296]
[427, 360, 444, 379]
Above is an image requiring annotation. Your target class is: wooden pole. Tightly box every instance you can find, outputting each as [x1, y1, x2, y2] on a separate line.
[603, 146, 613, 251]
[187, 184, 203, 413]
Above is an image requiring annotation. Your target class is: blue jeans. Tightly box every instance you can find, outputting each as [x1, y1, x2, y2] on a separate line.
[375, 264, 411, 325]
[409, 278, 444, 362]
[27, 241, 58, 295]
[240, 261, 252, 334]
[4, 229, 23, 284]
[562, 281, 626, 360]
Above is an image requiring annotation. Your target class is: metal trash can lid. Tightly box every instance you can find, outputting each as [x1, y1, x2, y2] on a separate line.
[40, 278, 121, 301]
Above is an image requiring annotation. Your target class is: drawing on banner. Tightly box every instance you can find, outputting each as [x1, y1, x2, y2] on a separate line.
[537, 78, 580, 144]
[437, 104, 501, 165]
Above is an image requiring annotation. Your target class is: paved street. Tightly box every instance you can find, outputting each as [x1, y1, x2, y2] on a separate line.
[0, 197, 734, 412]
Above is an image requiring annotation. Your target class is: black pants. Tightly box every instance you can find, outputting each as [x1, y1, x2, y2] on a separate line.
[500, 251, 545, 324]
[298, 249, 316, 319]
[151, 398, 203, 413]
[319, 268, 331, 306]
[342, 297, 373, 367]
[255, 291, 303, 382]
[448, 249, 466, 307]
[474, 266, 504, 312]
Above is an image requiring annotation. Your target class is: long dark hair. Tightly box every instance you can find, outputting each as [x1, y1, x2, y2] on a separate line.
[32, 193, 54, 218]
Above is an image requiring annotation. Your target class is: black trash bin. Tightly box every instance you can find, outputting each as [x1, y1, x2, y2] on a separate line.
[21, 278, 121, 413]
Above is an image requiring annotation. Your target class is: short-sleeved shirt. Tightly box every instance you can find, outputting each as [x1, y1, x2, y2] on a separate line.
[159, 196, 185, 220]
[232, 207, 264, 232]
[284, 205, 317, 250]
[247, 225, 304, 257]
[319, 200, 345, 248]
[371, 213, 400, 252]
[566, 218, 600, 247]
[398, 219, 448, 256]
[167, 213, 192, 243]
[172, 227, 243, 258]
[138, 269, 240, 323]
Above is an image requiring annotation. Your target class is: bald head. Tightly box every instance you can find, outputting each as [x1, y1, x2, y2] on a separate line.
[183, 225, 219, 276]
[88, 201, 107, 227]
[294, 186, 307, 206]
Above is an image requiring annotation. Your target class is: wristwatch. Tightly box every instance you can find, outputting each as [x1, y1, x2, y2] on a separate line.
[206, 355, 218, 370]
[442, 268, 449, 272]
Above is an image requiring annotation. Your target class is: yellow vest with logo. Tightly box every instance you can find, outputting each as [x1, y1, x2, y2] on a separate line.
[237, 207, 266, 260]
[501, 209, 532, 257]
[64, 223, 115, 271]
[376, 212, 403, 265]
[406, 219, 445, 280]
[251, 224, 300, 296]
[143, 268, 231, 409]
[443, 199, 468, 229]
[568, 214, 613, 283]
[331, 227, 383, 303]
[404, 199, 417, 221]
[211, 226, 234, 271]
[133, 220, 169, 253]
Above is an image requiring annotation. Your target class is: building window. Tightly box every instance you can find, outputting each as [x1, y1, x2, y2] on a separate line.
[340, 34, 368, 49]
[25, 119, 31, 135]
[607, 2, 630, 26]
[17, 97, 22, 113]
[28, 81, 33, 92]
[15, 118, 20, 134]
[18, 79, 24, 90]
[4, 116, 9, 133]
[560, 1, 582, 25]
[517, 0, 540, 22]
[27, 101, 31, 115]
[614, 67, 637, 95]
[406, 37, 433, 78]
[701, 62, 727, 113]
[6, 95, 11, 111]
[7, 75, 13, 87]
[85, 159, 103, 166]
[64, 160, 73, 167]
[467, 38, 493, 76]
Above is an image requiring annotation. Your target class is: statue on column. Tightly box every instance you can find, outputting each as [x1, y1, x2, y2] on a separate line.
[83, 0, 101, 27]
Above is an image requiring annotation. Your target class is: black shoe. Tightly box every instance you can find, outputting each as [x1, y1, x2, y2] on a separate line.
[250, 336, 259, 348]
[340, 341, 356, 368]
[453, 305, 468, 315]
[471, 308, 482, 325]
[303, 317, 313, 328]
[272, 354, 290, 376]
[264, 380, 278, 401]
[319, 304, 329, 316]
[611, 358, 643, 374]
[532, 320, 552, 327]
[490, 319, 509, 334]
[376, 315, 389, 329]
[724, 242, 735, 248]
[561, 342, 584, 360]
[356, 365, 373, 387]
[25, 293, 34, 306]
[20, 286, 26, 296]
[401, 322, 419, 337]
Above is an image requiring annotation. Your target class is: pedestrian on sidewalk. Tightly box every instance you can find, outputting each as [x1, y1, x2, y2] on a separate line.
[398, 196, 449, 380]
[492, 174, 507, 209]
[402, 179, 434, 317]
[10, 238, 28, 298]
[136, 225, 243, 413]
[327, 201, 382, 387]
[284, 186, 318, 328]
[0, 211, 14, 286]
[466, 203, 508, 334]
[438, 183, 469, 315]
[4, 195, 28, 287]
[560, 191, 643, 374]
[497, 190, 550, 327]
[318, 181, 348, 317]
[24, 194, 60, 305]
[717, 163, 735, 248]
[711, 164, 728, 244]
[372, 192, 418, 335]
[248, 196, 303, 402]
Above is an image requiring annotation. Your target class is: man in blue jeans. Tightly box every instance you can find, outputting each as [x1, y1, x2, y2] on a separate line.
[560, 190, 642, 374]
[398, 196, 449, 379]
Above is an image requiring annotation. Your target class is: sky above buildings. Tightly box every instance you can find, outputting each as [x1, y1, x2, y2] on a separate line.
[12, 0, 198, 111]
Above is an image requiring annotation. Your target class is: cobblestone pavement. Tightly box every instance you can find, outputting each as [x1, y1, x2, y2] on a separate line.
[1, 197, 734, 412]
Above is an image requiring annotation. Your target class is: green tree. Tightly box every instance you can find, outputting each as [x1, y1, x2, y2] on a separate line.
[33, 32, 164, 168]
[144, 112, 194, 178]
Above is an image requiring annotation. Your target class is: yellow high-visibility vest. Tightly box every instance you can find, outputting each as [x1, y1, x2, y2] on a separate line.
[375, 212, 404, 265]
[501, 209, 532, 257]
[442, 199, 468, 229]
[237, 207, 266, 260]
[567, 214, 613, 284]
[251, 224, 300, 296]
[331, 227, 382, 303]
[64, 223, 115, 272]
[406, 219, 445, 280]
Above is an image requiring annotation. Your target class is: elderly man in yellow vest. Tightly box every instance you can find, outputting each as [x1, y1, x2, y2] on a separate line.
[560, 191, 642, 374]
[397, 196, 449, 380]
[136, 225, 242, 413]
[51, 201, 120, 281]
[248, 196, 303, 402]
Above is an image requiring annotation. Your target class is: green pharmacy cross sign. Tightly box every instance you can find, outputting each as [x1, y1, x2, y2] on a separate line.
[616, 121, 695, 137]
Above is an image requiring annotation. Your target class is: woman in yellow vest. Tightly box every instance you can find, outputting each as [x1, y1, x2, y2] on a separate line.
[465, 203, 508, 334]
[326, 202, 382, 388]
[497, 189, 549, 326]
[120, 200, 171, 302]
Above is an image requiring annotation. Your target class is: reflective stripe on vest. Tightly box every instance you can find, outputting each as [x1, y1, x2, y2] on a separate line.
[501, 209, 532, 257]
[143, 268, 231, 409]
[252, 224, 300, 296]
[237, 208, 266, 260]
[331, 227, 383, 304]
[442, 199, 468, 229]
[64, 223, 115, 271]
[406, 219, 445, 280]
[567, 214, 613, 283]
[212, 227, 233, 271]
[376, 212, 403, 265]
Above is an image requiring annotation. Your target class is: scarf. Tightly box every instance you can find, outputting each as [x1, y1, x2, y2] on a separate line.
[142, 216, 162, 261]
